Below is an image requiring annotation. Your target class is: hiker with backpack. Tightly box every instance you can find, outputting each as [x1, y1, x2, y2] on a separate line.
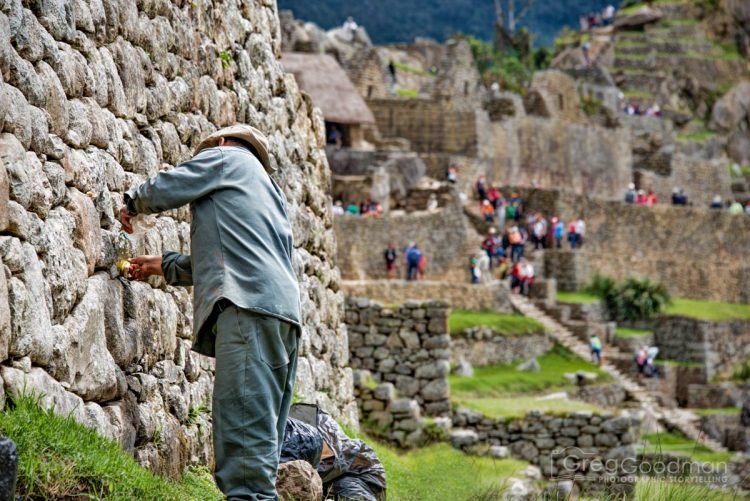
[405, 244, 422, 281]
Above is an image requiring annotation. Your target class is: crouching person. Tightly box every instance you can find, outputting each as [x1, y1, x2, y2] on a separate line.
[121, 125, 301, 500]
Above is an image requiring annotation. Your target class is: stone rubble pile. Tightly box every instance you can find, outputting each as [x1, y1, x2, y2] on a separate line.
[0, 0, 354, 476]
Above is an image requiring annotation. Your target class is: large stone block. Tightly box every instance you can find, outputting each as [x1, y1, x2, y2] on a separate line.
[67, 188, 101, 275]
[52, 274, 118, 402]
[0, 156, 8, 232]
[1, 366, 85, 421]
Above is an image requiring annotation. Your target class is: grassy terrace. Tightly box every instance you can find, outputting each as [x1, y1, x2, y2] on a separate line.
[374, 441, 528, 500]
[616, 327, 653, 338]
[449, 310, 546, 336]
[639, 431, 735, 464]
[555, 291, 598, 304]
[450, 345, 611, 418]
[557, 292, 750, 321]
[458, 396, 602, 420]
[3, 391, 534, 501]
[665, 299, 750, 321]
[693, 407, 740, 417]
[0, 395, 224, 500]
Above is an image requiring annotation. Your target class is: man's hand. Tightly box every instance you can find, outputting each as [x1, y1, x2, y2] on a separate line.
[120, 208, 134, 234]
[128, 255, 163, 280]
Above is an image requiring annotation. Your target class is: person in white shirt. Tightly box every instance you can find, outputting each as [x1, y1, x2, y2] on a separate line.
[574, 217, 586, 247]
[332, 200, 345, 216]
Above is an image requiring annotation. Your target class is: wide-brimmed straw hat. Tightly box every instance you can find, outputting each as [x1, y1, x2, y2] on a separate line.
[195, 124, 275, 173]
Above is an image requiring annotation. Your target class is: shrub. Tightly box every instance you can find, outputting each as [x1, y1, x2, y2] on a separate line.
[584, 275, 671, 322]
[617, 277, 671, 321]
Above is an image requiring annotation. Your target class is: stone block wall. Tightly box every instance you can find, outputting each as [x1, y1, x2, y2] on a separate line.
[654, 316, 750, 380]
[0, 0, 354, 476]
[367, 98, 480, 156]
[451, 408, 639, 481]
[491, 117, 632, 200]
[346, 298, 451, 417]
[511, 187, 750, 303]
[450, 328, 551, 367]
[342, 279, 511, 312]
[334, 199, 481, 282]
[353, 370, 439, 449]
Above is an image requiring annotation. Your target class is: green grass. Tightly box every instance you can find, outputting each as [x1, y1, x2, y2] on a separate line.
[664, 298, 750, 321]
[449, 310, 546, 336]
[392, 61, 433, 77]
[693, 407, 740, 417]
[395, 88, 420, 98]
[457, 396, 603, 420]
[0, 394, 223, 500]
[662, 18, 700, 27]
[635, 477, 739, 501]
[368, 440, 529, 500]
[676, 129, 718, 143]
[639, 431, 735, 464]
[616, 327, 653, 338]
[556, 291, 599, 304]
[449, 344, 611, 398]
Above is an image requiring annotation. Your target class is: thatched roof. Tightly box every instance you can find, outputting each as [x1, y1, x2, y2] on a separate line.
[282, 52, 375, 125]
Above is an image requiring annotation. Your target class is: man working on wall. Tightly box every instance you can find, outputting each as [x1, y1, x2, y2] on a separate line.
[120, 124, 301, 500]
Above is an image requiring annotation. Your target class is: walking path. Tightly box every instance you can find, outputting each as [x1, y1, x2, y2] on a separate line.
[508, 293, 727, 453]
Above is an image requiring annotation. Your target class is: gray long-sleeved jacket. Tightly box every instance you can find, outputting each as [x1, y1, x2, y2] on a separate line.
[125, 146, 301, 357]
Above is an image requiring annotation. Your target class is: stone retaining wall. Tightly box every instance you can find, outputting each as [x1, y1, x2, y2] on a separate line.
[512, 187, 750, 303]
[334, 199, 482, 282]
[654, 316, 750, 380]
[346, 298, 451, 416]
[451, 407, 639, 482]
[0, 0, 354, 477]
[450, 328, 551, 367]
[342, 279, 511, 312]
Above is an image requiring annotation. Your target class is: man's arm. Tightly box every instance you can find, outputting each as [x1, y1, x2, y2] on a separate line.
[128, 252, 192, 286]
[124, 148, 224, 216]
[161, 251, 193, 286]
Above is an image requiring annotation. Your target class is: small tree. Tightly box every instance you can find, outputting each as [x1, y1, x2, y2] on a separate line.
[493, 0, 535, 52]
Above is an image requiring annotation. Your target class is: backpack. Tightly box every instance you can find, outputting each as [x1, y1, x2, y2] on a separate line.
[505, 204, 516, 219]
[407, 249, 421, 266]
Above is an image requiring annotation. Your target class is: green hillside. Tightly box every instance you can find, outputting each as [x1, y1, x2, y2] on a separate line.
[278, 0, 617, 46]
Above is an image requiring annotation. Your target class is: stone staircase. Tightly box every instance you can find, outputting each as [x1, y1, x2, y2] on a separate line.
[610, 5, 744, 108]
[507, 293, 728, 453]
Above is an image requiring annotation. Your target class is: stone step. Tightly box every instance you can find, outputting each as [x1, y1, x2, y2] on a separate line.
[646, 23, 707, 39]
[507, 293, 728, 453]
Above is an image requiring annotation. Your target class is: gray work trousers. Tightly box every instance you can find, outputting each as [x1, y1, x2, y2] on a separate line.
[212, 304, 299, 500]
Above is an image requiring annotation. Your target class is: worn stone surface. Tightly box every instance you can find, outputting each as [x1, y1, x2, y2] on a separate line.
[276, 460, 323, 501]
[0, 0, 354, 478]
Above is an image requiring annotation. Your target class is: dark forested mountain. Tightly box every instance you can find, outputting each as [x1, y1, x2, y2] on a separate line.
[277, 0, 617, 46]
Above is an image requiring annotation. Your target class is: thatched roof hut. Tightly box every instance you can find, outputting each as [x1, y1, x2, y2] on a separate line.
[282, 52, 375, 125]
